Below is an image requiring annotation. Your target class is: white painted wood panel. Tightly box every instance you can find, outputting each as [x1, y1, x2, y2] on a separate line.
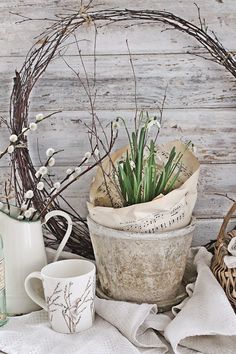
[0, 0, 235, 245]
[0, 0, 236, 56]
[0, 109, 235, 166]
[0, 55, 235, 113]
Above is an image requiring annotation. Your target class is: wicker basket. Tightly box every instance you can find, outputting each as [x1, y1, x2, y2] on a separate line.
[211, 202, 236, 311]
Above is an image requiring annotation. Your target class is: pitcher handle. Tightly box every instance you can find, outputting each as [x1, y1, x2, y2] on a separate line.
[44, 210, 73, 263]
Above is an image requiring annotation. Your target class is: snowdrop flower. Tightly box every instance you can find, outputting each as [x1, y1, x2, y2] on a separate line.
[8, 145, 15, 154]
[24, 190, 34, 199]
[35, 170, 41, 178]
[66, 168, 72, 175]
[130, 160, 136, 170]
[84, 152, 91, 160]
[189, 142, 197, 154]
[39, 166, 48, 176]
[46, 148, 55, 157]
[37, 181, 44, 191]
[9, 134, 18, 143]
[29, 122, 37, 131]
[17, 215, 24, 220]
[48, 157, 55, 167]
[24, 209, 32, 219]
[35, 113, 44, 122]
[21, 203, 28, 211]
[112, 118, 120, 130]
[53, 182, 61, 190]
[147, 117, 161, 130]
[94, 148, 100, 157]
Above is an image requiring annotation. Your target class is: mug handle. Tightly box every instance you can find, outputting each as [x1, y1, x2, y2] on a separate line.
[43, 210, 73, 263]
[25, 272, 47, 311]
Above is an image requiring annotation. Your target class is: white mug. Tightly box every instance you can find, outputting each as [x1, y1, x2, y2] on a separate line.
[25, 259, 96, 333]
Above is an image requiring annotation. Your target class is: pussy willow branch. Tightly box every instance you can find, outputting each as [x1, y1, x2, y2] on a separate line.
[5, 12, 93, 256]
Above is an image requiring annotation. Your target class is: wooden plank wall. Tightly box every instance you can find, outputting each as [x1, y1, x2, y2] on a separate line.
[0, 0, 235, 246]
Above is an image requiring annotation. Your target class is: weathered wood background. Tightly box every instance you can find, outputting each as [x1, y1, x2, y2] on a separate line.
[0, 0, 235, 246]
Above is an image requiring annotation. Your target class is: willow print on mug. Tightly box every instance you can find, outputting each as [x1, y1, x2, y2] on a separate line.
[25, 259, 96, 333]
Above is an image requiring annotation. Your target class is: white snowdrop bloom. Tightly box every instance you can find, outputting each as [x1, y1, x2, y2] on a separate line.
[37, 181, 44, 191]
[147, 117, 161, 130]
[53, 182, 61, 190]
[112, 119, 120, 130]
[48, 157, 55, 167]
[189, 142, 197, 154]
[74, 166, 81, 175]
[24, 209, 32, 219]
[29, 122, 37, 131]
[9, 134, 18, 143]
[0, 202, 4, 210]
[130, 160, 136, 170]
[35, 170, 41, 178]
[35, 113, 44, 122]
[147, 121, 154, 130]
[17, 215, 24, 220]
[68, 174, 76, 182]
[39, 166, 48, 176]
[46, 148, 55, 157]
[21, 203, 28, 211]
[66, 168, 72, 175]
[7, 145, 15, 154]
[94, 148, 100, 157]
[84, 152, 91, 160]
[24, 190, 34, 199]
[153, 116, 161, 129]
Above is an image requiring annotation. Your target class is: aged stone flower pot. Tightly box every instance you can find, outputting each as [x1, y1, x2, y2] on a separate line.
[87, 216, 195, 309]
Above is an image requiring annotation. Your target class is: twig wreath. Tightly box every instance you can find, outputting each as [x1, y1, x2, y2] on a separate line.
[1, 3, 236, 258]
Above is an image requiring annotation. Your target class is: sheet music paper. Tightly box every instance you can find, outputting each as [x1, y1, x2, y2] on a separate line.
[88, 140, 200, 232]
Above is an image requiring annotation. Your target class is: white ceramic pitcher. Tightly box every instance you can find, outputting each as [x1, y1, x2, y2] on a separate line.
[0, 204, 72, 315]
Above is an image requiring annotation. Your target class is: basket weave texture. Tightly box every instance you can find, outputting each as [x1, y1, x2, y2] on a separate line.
[211, 202, 236, 311]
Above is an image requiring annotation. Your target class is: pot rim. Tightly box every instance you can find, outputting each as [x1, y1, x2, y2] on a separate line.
[87, 216, 196, 240]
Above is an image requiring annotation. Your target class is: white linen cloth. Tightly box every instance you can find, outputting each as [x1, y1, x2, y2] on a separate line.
[0, 247, 236, 354]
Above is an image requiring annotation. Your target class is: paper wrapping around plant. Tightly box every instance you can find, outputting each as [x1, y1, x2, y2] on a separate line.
[88, 140, 200, 232]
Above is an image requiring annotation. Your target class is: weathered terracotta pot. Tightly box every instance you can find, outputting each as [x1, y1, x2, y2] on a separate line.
[87, 216, 195, 309]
